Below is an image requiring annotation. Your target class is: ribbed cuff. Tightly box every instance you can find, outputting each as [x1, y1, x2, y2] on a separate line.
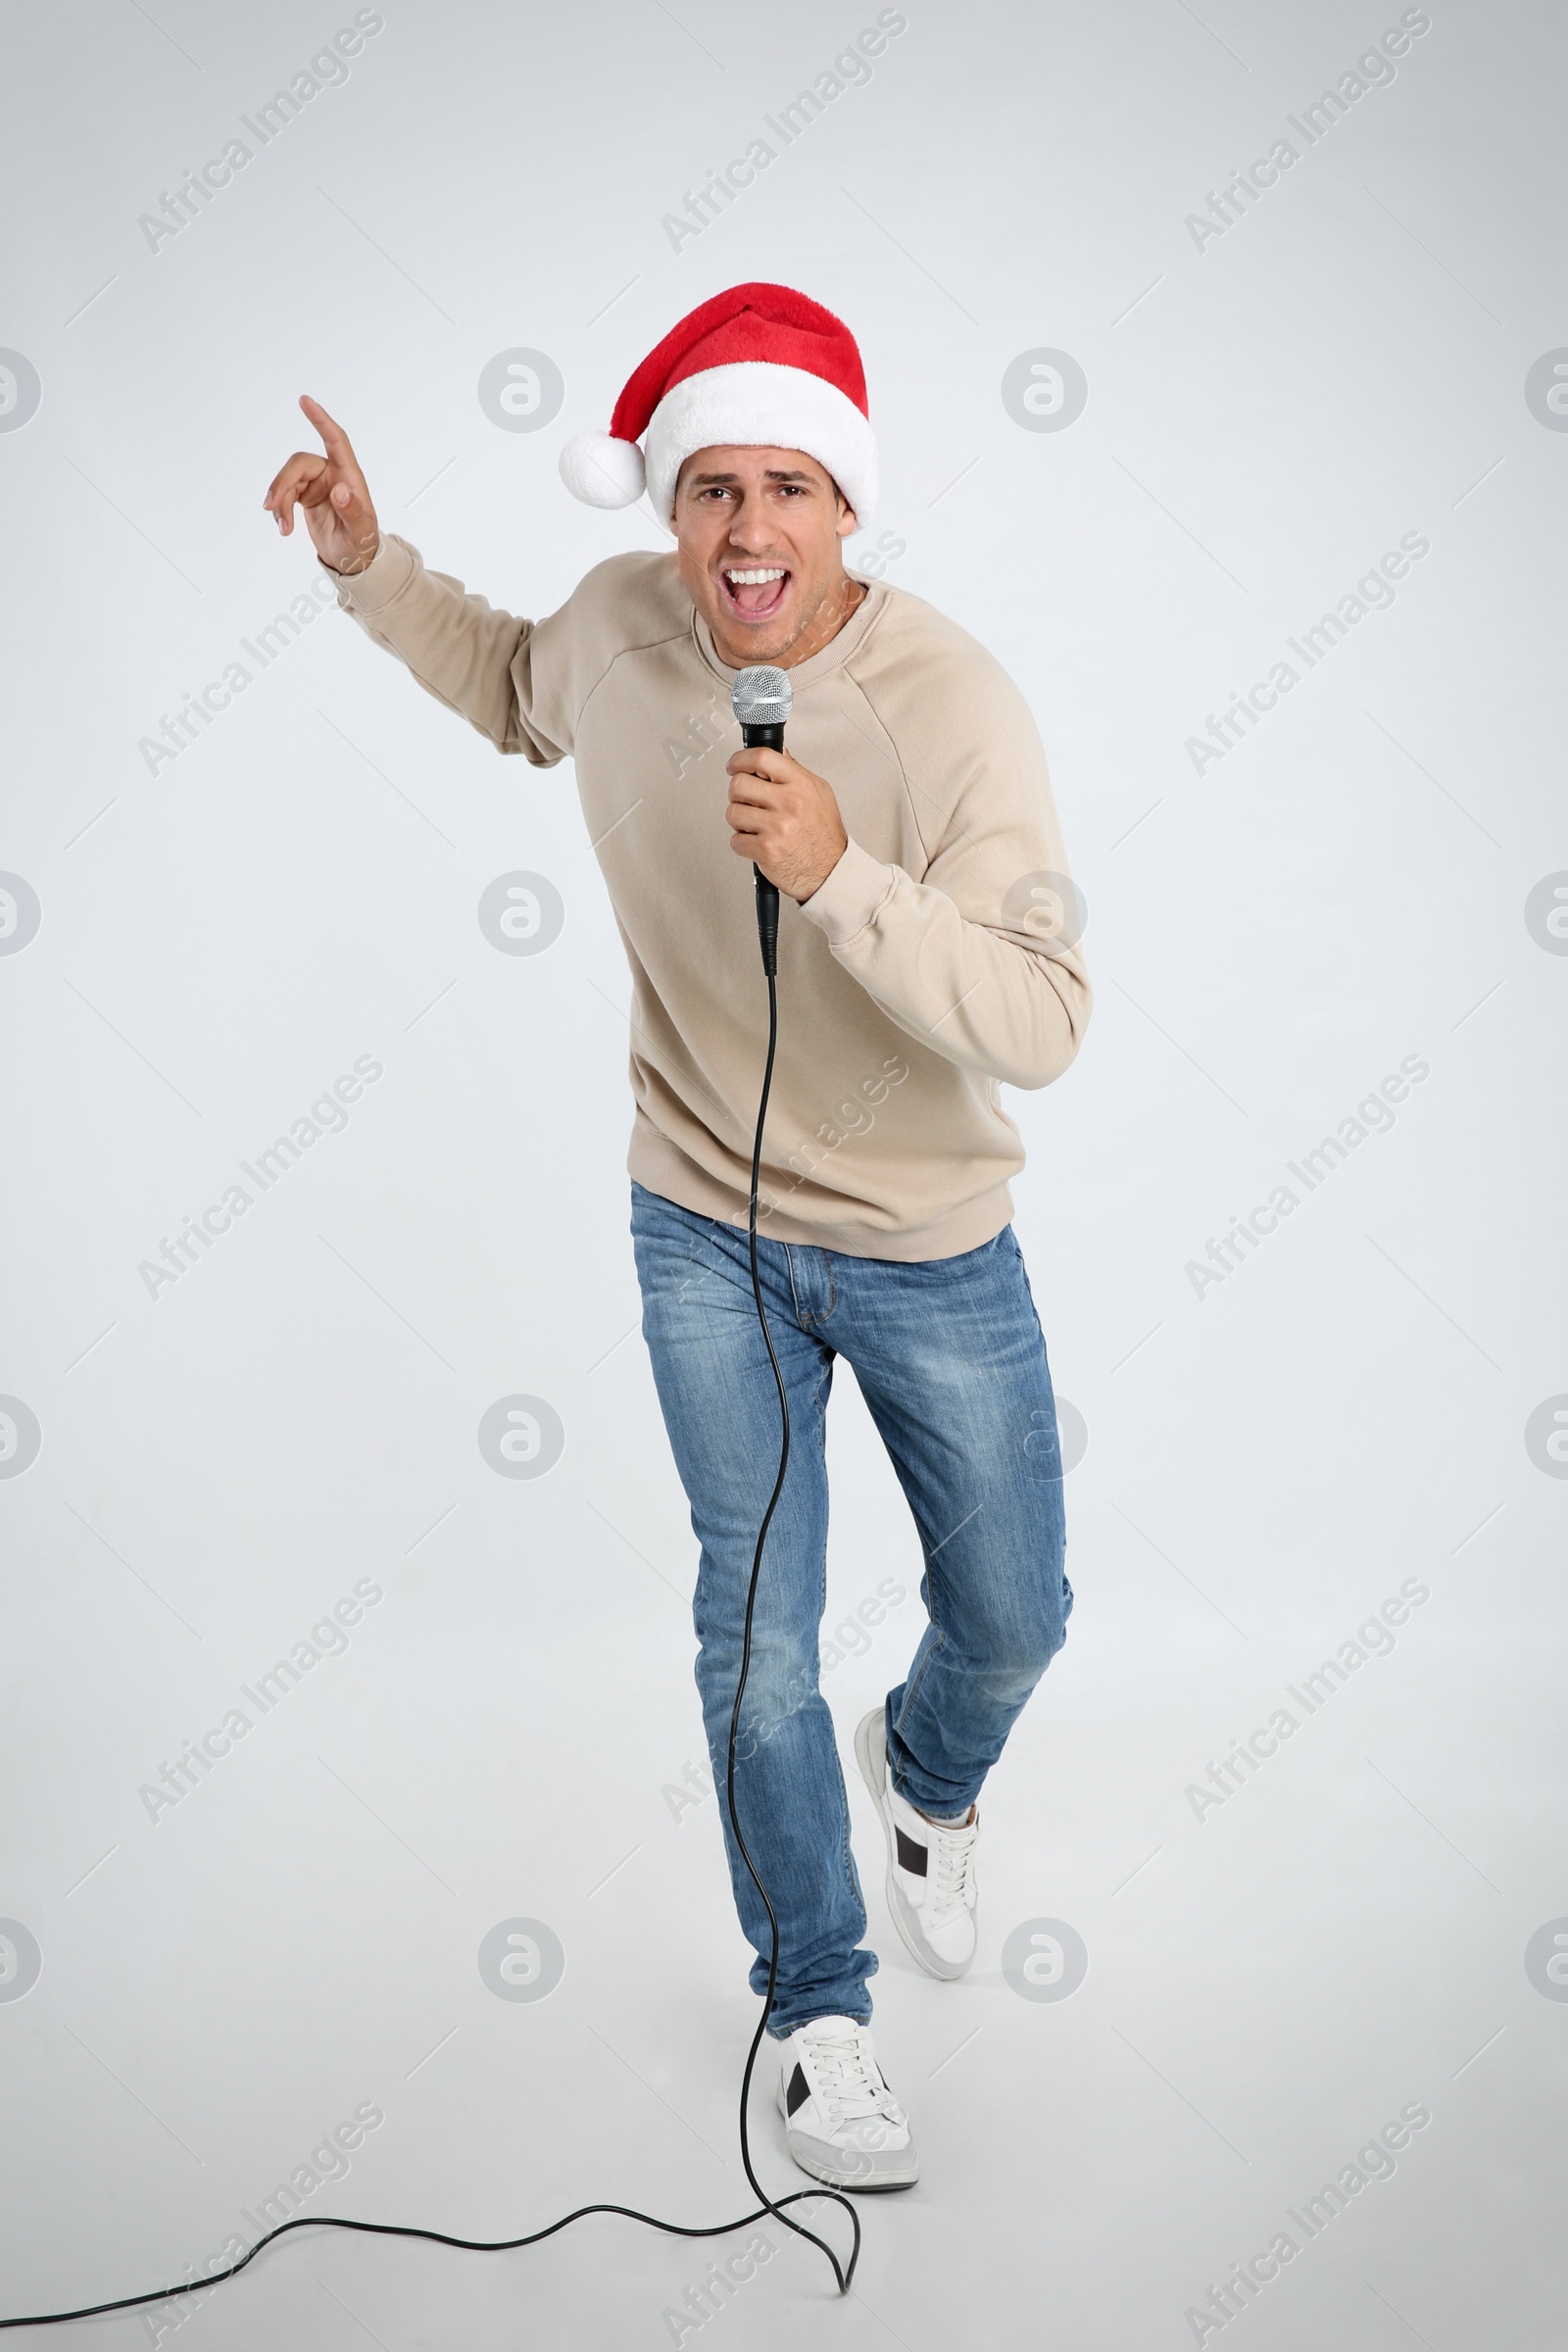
[330, 532, 416, 615]
[798, 837, 896, 945]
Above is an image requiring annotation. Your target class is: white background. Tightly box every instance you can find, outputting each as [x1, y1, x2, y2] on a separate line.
[1, 1, 1563, 2345]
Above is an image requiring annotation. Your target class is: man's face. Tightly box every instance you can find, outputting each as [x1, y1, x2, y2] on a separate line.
[673, 445, 858, 668]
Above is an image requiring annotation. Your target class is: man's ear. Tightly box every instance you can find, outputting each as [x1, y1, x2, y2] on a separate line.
[835, 498, 858, 541]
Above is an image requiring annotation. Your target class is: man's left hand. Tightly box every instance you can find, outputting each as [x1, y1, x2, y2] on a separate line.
[724, 746, 849, 904]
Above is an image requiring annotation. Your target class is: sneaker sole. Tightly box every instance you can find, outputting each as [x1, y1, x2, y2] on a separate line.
[776, 2088, 920, 2191]
[853, 1706, 975, 1983]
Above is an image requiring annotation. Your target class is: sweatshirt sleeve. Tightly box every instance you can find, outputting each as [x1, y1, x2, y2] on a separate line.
[329, 532, 573, 763]
[797, 650, 1092, 1092]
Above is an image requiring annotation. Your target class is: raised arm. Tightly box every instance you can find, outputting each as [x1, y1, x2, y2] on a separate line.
[262, 395, 566, 761]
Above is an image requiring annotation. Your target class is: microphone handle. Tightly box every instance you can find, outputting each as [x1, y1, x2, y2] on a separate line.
[752, 867, 779, 977]
[741, 720, 786, 976]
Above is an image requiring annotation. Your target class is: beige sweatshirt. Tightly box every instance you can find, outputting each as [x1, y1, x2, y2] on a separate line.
[333, 534, 1090, 1260]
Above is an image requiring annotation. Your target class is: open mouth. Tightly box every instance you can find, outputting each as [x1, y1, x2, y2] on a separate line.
[717, 564, 791, 621]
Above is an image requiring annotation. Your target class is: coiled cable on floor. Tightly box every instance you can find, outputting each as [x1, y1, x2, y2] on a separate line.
[0, 931, 858, 2329]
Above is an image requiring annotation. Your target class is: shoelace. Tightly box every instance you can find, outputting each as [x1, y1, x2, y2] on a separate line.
[805, 2031, 889, 2118]
[925, 1817, 980, 1921]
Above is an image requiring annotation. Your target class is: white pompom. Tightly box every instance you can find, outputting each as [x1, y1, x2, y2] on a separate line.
[558, 431, 646, 509]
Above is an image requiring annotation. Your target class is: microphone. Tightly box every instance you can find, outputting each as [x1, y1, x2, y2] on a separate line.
[731, 665, 792, 977]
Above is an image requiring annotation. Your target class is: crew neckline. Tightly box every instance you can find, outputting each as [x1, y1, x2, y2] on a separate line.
[692, 570, 888, 693]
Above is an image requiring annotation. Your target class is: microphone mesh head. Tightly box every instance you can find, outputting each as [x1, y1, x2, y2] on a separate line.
[731, 665, 793, 728]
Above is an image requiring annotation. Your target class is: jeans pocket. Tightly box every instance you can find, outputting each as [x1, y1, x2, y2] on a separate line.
[906, 1228, 1010, 1284]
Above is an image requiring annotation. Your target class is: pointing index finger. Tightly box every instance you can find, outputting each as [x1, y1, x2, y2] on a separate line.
[299, 393, 356, 464]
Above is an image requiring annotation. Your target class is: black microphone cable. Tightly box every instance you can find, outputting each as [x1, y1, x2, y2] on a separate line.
[0, 669, 864, 2329]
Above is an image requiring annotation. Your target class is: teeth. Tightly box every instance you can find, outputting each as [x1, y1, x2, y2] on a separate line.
[724, 567, 786, 585]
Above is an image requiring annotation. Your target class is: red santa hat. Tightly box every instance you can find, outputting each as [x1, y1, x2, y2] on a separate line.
[559, 281, 877, 528]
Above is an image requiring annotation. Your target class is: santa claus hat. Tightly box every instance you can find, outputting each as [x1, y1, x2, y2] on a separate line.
[559, 281, 877, 528]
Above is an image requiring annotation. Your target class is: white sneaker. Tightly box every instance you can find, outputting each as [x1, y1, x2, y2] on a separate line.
[855, 1706, 979, 1980]
[775, 2016, 918, 2190]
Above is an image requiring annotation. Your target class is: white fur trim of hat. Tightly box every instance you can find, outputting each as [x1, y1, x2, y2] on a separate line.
[559, 364, 878, 530]
[640, 363, 877, 529]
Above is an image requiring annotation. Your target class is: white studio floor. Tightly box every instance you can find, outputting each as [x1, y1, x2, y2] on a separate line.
[3, 1352, 1558, 2352]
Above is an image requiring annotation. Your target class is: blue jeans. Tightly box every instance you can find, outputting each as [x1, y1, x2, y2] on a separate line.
[630, 1181, 1073, 2036]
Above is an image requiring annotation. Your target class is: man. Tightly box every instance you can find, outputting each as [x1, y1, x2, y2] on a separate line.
[264, 283, 1089, 2193]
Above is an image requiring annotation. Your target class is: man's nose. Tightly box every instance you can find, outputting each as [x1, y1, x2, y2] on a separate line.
[726, 500, 777, 551]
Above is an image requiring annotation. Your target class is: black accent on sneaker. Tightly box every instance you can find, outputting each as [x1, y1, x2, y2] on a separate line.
[894, 1826, 928, 1877]
[786, 2063, 811, 2119]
